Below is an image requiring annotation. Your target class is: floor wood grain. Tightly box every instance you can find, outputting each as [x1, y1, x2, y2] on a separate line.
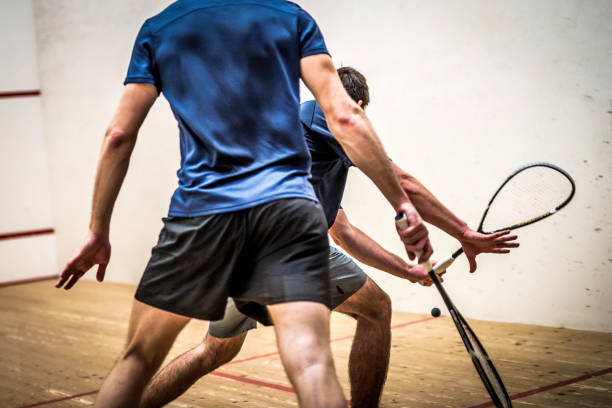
[1, 280, 611, 407]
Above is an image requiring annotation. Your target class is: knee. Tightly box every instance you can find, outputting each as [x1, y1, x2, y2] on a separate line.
[199, 333, 245, 368]
[362, 284, 392, 325]
[285, 336, 334, 377]
[120, 341, 165, 378]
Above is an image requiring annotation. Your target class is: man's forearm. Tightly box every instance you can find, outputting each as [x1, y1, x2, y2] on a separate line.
[393, 163, 468, 239]
[89, 130, 137, 235]
[330, 211, 408, 279]
[88, 84, 158, 235]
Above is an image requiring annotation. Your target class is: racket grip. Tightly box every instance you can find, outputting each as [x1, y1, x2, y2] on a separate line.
[395, 213, 433, 271]
[432, 254, 456, 273]
[415, 251, 432, 272]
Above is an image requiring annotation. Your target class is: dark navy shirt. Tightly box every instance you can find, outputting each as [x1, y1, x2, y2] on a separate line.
[300, 100, 353, 228]
[125, 0, 329, 216]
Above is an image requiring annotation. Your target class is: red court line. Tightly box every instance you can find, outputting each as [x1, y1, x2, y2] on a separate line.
[16, 390, 98, 408]
[0, 90, 41, 98]
[13, 311, 611, 408]
[228, 316, 438, 365]
[392, 316, 438, 329]
[0, 228, 55, 241]
[227, 350, 280, 365]
[211, 372, 360, 406]
[0, 274, 59, 288]
[211, 370, 295, 393]
[467, 367, 612, 408]
[17, 316, 434, 406]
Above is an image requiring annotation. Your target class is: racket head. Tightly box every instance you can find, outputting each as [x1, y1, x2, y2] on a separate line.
[477, 162, 575, 234]
[449, 309, 513, 408]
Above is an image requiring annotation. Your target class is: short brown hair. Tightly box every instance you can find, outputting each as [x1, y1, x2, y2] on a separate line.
[337, 66, 369, 108]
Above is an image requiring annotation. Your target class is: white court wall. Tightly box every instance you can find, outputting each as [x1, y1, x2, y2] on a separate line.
[0, 0, 57, 282]
[33, 0, 181, 287]
[32, 1, 611, 331]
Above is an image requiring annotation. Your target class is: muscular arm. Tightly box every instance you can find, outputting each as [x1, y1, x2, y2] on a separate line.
[393, 163, 468, 239]
[90, 84, 158, 234]
[329, 209, 430, 283]
[301, 54, 432, 261]
[393, 163, 519, 272]
[56, 83, 158, 289]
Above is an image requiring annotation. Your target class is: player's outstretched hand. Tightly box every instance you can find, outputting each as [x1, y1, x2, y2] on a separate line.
[56, 232, 111, 290]
[395, 202, 433, 263]
[460, 228, 519, 273]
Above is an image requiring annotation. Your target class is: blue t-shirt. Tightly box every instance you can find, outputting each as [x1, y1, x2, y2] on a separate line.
[300, 100, 353, 228]
[125, 0, 329, 216]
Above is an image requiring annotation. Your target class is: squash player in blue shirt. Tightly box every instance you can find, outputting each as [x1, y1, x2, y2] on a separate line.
[54, 2, 442, 407]
[137, 68, 519, 408]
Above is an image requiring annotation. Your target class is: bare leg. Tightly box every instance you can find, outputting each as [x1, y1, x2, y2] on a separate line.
[140, 332, 247, 408]
[334, 277, 392, 408]
[95, 300, 190, 408]
[268, 301, 347, 408]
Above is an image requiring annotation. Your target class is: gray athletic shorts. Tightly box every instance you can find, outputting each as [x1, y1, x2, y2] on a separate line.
[208, 246, 367, 338]
[135, 198, 331, 325]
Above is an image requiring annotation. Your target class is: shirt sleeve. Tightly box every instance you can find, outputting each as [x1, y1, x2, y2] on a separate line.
[297, 8, 330, 58]
[124, 21, 161, 91]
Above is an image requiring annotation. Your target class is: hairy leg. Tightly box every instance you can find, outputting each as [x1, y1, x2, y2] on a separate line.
[268, 301, 347, 408]
[140, 332, 247, 408]
[334, 277, 392, 408]
[95, 300, 190, 408]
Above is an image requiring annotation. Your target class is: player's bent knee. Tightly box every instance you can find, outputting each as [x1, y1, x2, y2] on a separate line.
[361, 280, 392, 324]
[120, 341, 164, 378]
[286, 344, 334, 378]
[285, 329, 334, 372]
[366, 293, 391, 324]
[203, 333, 246, 367]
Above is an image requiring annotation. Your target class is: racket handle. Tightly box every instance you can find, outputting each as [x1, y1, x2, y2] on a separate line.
[415, 251, 432, 272]
[432, 254, 456, 273]
[395, 213, 433, 272]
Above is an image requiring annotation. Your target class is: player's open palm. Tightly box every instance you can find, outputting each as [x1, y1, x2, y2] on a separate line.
[56, 232, 111, 290]
[460, 228, 519, 273]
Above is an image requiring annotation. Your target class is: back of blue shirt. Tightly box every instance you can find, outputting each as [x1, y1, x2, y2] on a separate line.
[300, 100, 353, 228]
[125, 0, 329, 216]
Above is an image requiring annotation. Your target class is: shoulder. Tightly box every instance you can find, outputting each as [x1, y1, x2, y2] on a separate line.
[142, 1, 197, 34]
[283, 1, 308, 14]
[146, 1, 305, 33]
[311, 102, 330, 133]
[300, 100, 317, 126]
[285, 1, 320, 29]
[300, 100, 331, 136]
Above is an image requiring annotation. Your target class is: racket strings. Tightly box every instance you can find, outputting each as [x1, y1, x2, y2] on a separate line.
[481, 166, 573, 233]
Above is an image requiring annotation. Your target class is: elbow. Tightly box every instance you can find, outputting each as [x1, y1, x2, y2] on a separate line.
[335, 110, 357, 128]
[398, 173, 419, 195]
[331, 105, 361, 130]
[329, 225, 345, 247]
[327, 106, 364, 155]
[104, 127, 135, 150]
[329, 219, 351, 247]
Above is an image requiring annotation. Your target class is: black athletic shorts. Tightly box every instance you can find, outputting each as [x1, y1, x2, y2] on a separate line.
[135, 198, 331, 325]
[208, 246, 367, 338]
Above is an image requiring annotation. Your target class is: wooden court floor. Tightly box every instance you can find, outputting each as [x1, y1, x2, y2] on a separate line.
[1, 280, 611, 407]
